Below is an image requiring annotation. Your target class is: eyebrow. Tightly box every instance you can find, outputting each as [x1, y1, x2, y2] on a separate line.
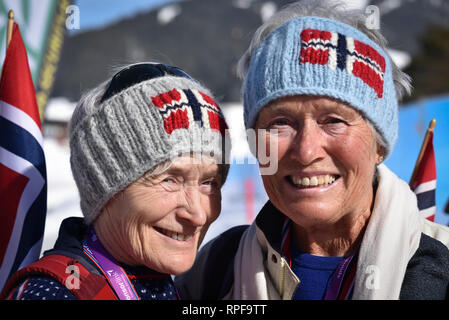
[165, 164, 221, 179]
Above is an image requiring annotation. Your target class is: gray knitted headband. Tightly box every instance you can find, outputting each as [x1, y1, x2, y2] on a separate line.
[69, 75, 229, 224]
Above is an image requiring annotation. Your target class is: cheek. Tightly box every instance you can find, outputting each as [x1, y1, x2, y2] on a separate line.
[123, 187, 179, 223]
[330, 131, 377, 195]
[255, 131, 292, 164]
[197, 193, 222, 246]
[331, 129, 377, 169]
[204, 192, 222, 222]
[260, 174, 277, 196]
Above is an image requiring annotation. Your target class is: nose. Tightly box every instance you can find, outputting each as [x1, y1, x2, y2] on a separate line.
[177, 186, 208, 227]
[290, 119, 325, 166]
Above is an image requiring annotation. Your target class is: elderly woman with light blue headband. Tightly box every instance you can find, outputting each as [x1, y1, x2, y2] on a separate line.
[175, 0, 449, 300]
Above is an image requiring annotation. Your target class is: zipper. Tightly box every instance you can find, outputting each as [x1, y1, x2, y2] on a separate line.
[279, 256, 300, 299]
[279, 257, 286, 299]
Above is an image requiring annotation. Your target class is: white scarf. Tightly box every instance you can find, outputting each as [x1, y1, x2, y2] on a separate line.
[229, 164, 425, 300]
[352, 164, 422, 299]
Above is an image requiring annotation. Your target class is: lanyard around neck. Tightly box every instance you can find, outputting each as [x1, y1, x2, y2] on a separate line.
[281, 218, 357, 300]
[83, 228, 140, 300]
[323, 254, 357, 300]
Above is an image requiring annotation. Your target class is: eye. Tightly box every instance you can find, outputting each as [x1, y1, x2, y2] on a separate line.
[320, 116, 346, 125]
[318, 115, 348, 135]
[330, 117, 344, 123]
[199, 179, 220, 194]
[160, 176, 181, 191]
[261, 118, 295, 134]
[270, 118, 290, 127]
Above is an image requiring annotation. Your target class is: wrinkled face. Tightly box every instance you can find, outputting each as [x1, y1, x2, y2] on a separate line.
[95, 155, 222, 275]
[255, 95, 383, 229]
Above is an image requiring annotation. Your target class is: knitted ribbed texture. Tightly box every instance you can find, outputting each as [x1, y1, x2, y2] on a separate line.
[69, 76, 229, 224]
[243, 17, 398, 157]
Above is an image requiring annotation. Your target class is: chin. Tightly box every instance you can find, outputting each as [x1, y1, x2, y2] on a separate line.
[153, 253, 197, 275]
[163, 260, 195, 276]
[284, 201, 339, 225]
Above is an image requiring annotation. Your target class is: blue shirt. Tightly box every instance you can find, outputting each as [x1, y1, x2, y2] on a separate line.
[291, 243, 344, 300]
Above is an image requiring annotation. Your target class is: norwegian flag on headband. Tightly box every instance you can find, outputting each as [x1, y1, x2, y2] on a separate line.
[151, 88, 227, 135]
[0, 23, 47, 292]
[299, 28, 386, 98]
[411, 130, 436, 222]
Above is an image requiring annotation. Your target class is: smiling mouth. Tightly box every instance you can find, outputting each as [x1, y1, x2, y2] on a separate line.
[154, 227, 194, 242]
[288, 174, 339, 188]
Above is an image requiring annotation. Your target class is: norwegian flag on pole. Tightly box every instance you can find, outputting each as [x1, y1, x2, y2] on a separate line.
[0, 23, 47, 292]
[410, 126, 436, 222]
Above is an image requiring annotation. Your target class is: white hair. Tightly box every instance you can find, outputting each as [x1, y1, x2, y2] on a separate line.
[236, 0, 412, 101]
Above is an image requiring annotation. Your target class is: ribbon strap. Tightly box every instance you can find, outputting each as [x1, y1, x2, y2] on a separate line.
[324, 254, 356, 300]
[83, 228, 140, 300]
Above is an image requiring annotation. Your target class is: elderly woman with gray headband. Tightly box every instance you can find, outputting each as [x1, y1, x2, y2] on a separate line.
[175, 0, 449, 300]
[2, 63, 229, 300]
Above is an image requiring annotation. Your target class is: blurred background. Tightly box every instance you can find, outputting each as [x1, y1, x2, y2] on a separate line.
[0, 0, 448, 253]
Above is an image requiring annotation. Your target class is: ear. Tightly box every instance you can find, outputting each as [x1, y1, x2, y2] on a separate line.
[376, 144, 385, 165]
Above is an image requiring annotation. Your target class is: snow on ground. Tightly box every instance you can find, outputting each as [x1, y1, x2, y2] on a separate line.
[42, 138, 82, 252]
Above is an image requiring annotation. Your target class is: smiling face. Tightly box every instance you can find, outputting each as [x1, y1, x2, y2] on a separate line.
[93, 155, 222, 275]
[255, 95, 383, 231]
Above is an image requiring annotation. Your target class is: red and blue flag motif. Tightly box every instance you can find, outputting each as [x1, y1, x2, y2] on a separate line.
[411, 130, 436, 221]
[151, 88, 227, 135]
[0, 23, 47, 292]
[299, 28, 386, 98]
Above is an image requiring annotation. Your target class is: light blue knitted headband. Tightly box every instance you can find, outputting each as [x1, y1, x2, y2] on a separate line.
[243, 16, 398, 157]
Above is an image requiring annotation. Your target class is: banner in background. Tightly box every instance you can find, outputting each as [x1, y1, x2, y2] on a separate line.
[0, 0, 71, 120]
[0, 22, 47, 294]
[411, 130, 437, 222]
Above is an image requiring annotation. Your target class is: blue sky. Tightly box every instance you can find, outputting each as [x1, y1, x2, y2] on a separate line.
[69, 0, 367, 34]
[71, 0, 178, 34]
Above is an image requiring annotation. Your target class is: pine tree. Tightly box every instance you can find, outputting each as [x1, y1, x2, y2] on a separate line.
[404, 25, 449, 102]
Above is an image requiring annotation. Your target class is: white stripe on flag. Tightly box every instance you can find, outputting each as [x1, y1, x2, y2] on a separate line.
[0, 100, 43, 147]
[420, 206, 436, 219]
[0, 147, 46, 291]
[414, 180, 436, 194]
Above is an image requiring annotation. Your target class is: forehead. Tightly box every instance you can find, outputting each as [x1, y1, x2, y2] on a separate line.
[168, 155, 219, 174]
[261, 95, 359, 117]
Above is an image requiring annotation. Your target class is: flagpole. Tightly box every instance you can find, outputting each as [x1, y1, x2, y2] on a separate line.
[409, 118, 436, 188]
[6, 10, 14, 52]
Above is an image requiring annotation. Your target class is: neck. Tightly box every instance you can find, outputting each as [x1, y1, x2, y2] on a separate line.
[291, 208, 371, 257]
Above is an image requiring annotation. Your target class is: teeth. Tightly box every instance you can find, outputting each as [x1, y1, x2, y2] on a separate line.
[291, 174, 337, 188]
[302, 177, 310, 186]
[159, 229, 193, 242]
